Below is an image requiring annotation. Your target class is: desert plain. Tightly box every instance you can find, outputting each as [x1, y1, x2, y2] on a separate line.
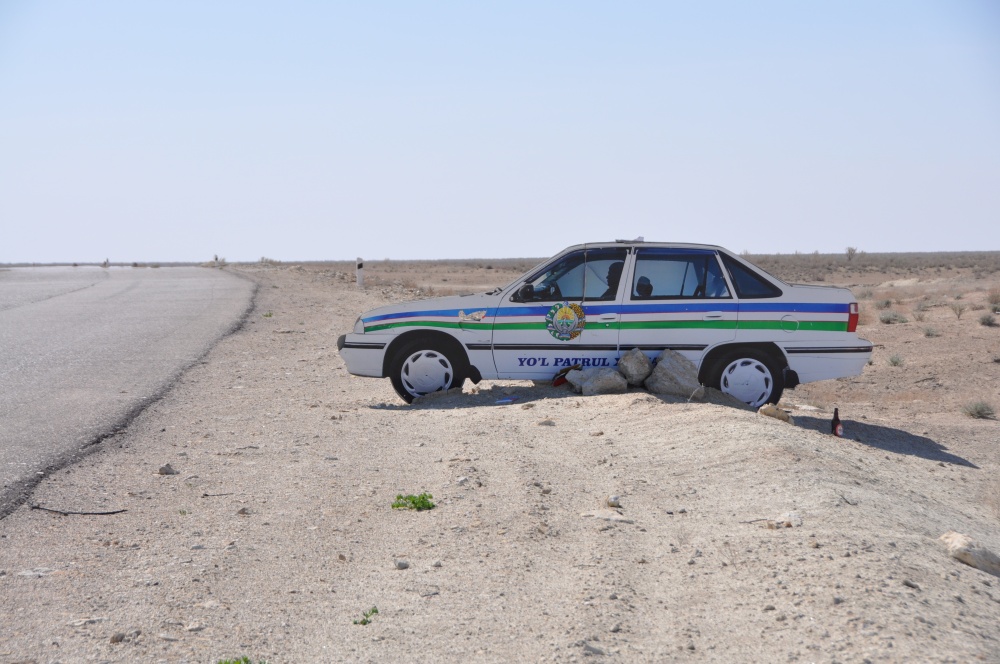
[1, 251, 999, 663]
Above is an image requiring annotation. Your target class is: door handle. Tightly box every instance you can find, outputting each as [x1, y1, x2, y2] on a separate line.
[598, 314, 618, 321]
[703, 312, 723, 320]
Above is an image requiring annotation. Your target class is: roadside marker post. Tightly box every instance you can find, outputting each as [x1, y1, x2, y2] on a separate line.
[357, 257, 364, 289]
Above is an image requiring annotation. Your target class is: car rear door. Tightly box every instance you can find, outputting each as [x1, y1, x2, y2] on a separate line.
[618, 247, 737, 366]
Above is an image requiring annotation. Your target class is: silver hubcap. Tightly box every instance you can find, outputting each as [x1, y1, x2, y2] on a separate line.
[401, 350, 454, 398]
[720, 358, 773, 407]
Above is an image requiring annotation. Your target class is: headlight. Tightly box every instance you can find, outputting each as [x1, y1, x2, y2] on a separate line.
[353, 317, 365, 334]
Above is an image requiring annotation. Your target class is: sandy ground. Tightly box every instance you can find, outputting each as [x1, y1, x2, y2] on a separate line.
[1, 262, 998, 663]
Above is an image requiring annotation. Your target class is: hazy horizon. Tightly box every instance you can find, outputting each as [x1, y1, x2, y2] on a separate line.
[2, 2, 998, 263]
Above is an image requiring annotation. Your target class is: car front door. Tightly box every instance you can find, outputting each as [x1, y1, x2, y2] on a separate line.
[618, 247, 737, 367]
[491, 247, 628, 378]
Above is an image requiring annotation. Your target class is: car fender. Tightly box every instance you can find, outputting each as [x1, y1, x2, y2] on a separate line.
[381, 329, 480, 382]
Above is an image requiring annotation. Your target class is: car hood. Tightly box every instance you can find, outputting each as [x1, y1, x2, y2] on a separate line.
[359, 291, 504, 324]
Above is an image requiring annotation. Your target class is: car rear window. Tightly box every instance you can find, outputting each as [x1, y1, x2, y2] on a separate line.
[719, 253, 783, 299]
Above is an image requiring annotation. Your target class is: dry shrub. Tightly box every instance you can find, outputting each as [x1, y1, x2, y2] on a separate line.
[963, 401, 996, 419]
[880, 310, 908, 324]
[987, 288, 1000, 307]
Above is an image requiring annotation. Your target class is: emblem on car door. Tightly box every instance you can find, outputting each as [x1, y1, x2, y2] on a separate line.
[546, 302, 586, 341]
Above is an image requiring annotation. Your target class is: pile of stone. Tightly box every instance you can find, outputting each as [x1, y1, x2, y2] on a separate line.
[563, 348, 706, 400]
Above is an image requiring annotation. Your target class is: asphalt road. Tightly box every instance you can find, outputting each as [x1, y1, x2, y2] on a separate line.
[0, 266, 255, 517]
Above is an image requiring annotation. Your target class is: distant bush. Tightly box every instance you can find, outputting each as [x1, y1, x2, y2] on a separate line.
[980, 313, 998, 327]
[987, 288, 1000, 306]
[912, 311, 926, 322]
[963, 401, 996, 420]
[875, 299, 893, 310]
[923, 327, 940, 338]
[879, 311, 908, 324]
[887, 354, 904, 367]
[856, 288, 873, 300]
[950, 302, 967, 320]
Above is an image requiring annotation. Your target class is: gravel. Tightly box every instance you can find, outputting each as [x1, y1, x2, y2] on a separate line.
[1, 263, 997, 662]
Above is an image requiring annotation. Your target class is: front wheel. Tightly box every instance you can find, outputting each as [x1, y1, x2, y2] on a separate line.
[389, 340, 467, 403]
[711, 350, 784, 408]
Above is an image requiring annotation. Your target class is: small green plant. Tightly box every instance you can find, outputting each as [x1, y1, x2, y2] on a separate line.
[262, 311, 273, 318]
[951, 302, 967, 320]
[979, 313, 997, 327]
[962, 401, 996, 420]
[879, 311, 908, 324]
[887, 354, 904, 367]
[923, 327, 940, 338]
[875, 299, 893, 310]
[353, 606, 379, 625]
[392, 492, 435, 511]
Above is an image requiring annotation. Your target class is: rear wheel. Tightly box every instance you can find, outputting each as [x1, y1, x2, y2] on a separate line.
[389, 340, 467, 403]
[711, 349, 784, 408]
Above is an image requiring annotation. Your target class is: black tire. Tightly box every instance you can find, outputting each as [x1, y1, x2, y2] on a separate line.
[709, 349, 785, 407]
[388, 339, 468, 403]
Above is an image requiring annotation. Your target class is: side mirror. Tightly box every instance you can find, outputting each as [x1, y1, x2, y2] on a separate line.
[514, 283, 534, 302]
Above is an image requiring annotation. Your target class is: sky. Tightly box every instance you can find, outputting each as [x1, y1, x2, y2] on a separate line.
[1, 1, 998, 263]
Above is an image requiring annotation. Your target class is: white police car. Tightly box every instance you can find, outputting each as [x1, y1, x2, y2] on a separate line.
[338, 241, 872, 405]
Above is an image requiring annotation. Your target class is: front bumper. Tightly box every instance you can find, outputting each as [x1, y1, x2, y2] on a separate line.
[337, 333, 388, 377]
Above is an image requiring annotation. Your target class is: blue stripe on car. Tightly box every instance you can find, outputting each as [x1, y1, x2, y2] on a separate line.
[363, 301, 849, 324]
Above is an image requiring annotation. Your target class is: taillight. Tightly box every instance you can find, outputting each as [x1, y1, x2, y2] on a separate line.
[847, 302, 859, 332]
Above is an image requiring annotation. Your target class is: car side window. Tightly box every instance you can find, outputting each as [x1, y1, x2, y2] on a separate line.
[515, 248, 628, 302]
[581, 248, 629, 301]
[719, 254, 783, 299]
[631, 249, 731, 299]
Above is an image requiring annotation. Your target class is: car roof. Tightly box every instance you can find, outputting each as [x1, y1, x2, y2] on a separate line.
[560, 241, 729, 253]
